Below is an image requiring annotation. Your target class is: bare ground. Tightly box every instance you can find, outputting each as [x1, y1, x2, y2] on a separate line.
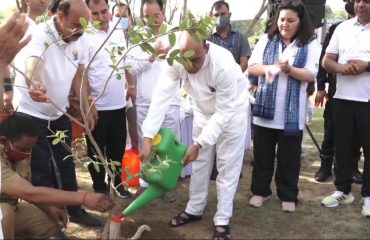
[65, 108, 370, 239]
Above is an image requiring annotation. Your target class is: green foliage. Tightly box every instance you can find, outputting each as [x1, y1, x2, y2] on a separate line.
[48, 130, 68, 145]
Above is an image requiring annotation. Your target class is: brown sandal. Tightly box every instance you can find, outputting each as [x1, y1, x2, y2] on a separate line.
[168, 211, 202, 227]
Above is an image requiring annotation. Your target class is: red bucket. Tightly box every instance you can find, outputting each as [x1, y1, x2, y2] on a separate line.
[121, 148, 140, 187]
[71, 119, 85, 141]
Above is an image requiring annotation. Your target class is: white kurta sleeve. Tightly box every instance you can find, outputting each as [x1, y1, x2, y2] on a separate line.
[125, 45, 152, 77]
[195, 69, 239, 147]
[142, 62, 180, 138]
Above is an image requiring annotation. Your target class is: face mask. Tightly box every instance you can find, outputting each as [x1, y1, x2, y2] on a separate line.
[214, 15, 229, 29]
[4, 140, 31, 161]
[113, 17, 129, 30]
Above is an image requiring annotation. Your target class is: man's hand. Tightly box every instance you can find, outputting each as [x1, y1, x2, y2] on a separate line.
[126, 86, 136, 103]
[28, 84, 50, 102]
[82, 193, 115, 213]
[86, 103, 98, 131]
[248, 84, 257, 95]
[315, 90, 328, 107]
[47, 206, 68, 229]
[346, 59, 368, 74]
[0, 12, 31, 65]
[182, 143, 200, 166]
[338, 62, 359, 75]
[140, 137, 153, 164]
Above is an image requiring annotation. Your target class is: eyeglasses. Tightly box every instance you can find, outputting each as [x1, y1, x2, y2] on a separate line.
[8, 140, 32, 155]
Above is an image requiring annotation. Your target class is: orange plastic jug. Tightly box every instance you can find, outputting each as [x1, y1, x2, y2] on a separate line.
[121, 148, 140, 187]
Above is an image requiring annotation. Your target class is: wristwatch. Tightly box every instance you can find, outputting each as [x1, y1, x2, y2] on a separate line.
[367, 62, 370, 72]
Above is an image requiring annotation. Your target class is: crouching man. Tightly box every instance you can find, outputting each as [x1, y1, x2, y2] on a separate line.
[0, 113, 115, 239]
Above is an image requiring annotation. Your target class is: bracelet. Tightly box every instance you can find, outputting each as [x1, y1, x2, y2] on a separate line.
[128, 85, 136, 89]
[81, 192, 88, 205]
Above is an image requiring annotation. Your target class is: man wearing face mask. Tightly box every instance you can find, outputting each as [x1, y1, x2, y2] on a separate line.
[84, 0, 134, 198]
[209, 0, 251, 72]
[112, 2, 139, 151]
[0, 113, 115, 239]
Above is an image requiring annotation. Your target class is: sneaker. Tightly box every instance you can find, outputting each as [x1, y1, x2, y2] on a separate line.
[163, 191, 177, 202]
[69, 209, 102, 227]
[281, 201, 295, 212]
[249, 195, 270, 207]
[321, 191, 354, 208]
[361, 197, 370, 218]
[111, 182, 132, 199]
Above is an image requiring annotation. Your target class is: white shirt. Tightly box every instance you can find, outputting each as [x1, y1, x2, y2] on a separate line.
[126, 23, 180, 107]
[326, 17, 370, 102]
[142, 42, 249, 147]
[85, 22, 126, 111]
[13, 18, 88, 120]
[249, 34, 320, 130]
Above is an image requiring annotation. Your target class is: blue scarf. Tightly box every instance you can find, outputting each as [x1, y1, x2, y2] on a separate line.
[253, 34, 308, 135]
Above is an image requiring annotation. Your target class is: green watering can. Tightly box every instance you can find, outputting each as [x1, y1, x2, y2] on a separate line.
[121, 128, 188, 216]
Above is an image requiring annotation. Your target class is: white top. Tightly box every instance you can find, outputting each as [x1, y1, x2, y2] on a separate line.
[142, 42, 249, 147]
[249, 34, 320, 130]
[13, 18, 88, 120]
[85, 22, 126, 111]
[326, 17, 370, 102]
[126, 24, 180, 107]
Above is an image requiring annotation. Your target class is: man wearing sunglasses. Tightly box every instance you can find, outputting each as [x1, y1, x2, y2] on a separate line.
[0, 113, 115, 239]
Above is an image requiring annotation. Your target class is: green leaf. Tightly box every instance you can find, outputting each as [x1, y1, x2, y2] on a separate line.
[92, 20, 101, 29]
[169, 32, 176, 48]
[140, 42, 155, 55]
[93, 162, 100, 173]
[52, 138, 61, 145]
[112, 161, 121, 166]
[159, 23, 167, 35]
[183, 50, 195, 58]
[116, 74, 122, 80]
[167, 58, 174, 66]
[79, 17, 88, 29]
[169, 49, 180, 58]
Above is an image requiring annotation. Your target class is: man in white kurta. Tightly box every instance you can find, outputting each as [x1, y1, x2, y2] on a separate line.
[141, 31, 249, 236]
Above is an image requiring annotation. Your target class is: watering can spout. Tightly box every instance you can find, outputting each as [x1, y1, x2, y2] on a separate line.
[122, 185, 163, 216]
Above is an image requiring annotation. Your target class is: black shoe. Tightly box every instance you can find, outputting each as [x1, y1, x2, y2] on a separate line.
[315, 166, 333, 182]
[69, 209, 103, 227]
[112, 182, 132, 199]
[352, 169, 363, 184]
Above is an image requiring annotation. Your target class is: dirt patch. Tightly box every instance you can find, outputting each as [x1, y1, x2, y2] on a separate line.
[65, 108, 370, 239]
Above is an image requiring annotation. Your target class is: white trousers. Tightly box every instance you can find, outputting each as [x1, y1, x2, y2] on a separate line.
[185, 106, 249, 226]
[137, 105, 180, 187]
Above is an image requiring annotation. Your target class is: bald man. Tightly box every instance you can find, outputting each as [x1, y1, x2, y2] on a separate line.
[141, 31, 250, 239]
[12, 0, 101, 227]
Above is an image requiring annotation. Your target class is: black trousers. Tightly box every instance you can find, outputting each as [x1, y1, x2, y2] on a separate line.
[321, 100, 335, 157]
[251, 125, 303, 202]
[86, 107, 127, 192]
[333, 99, 370, 196]
[29, 114, 81, 214]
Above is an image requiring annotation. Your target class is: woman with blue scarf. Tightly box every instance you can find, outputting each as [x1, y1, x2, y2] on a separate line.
[247, 0, 320, 212]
